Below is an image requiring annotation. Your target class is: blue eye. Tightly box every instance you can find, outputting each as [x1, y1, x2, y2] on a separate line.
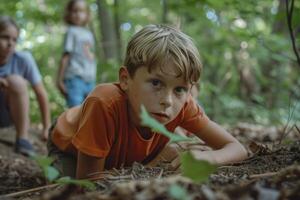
[174, 87, 187, 95]
[151, 79, 161, 87]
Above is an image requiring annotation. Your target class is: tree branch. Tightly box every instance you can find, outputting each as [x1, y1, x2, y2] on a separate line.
[286, 0, 300, 67]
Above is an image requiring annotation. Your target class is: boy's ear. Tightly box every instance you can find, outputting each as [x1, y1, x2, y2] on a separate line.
[119, 66, 130, 90]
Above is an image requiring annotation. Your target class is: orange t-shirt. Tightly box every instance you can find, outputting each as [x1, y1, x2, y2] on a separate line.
[51, 83, 209, 169]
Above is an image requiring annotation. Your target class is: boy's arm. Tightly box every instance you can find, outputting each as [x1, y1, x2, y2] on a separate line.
[76, 151, 105, 179]
[192, 120, 247, 165]
[32, 82, 51, 141]
[56, 53, 70, 97]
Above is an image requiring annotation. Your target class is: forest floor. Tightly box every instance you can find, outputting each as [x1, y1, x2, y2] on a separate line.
[0, 122, 300, 200]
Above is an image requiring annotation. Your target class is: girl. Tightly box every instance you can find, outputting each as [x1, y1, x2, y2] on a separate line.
[0, 16, 51, 156]
[57, 0, 97, 107]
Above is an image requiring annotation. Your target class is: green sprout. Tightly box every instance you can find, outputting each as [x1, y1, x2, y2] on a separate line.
[34, 155, 59, 182]
[56, 177, 96, 190]
[140, 105, 217, 183]
[168, 183, 191, 200]
[140, 105, 192, 143]
[32, 155, 96, 190]
[180, 152, 217, 183]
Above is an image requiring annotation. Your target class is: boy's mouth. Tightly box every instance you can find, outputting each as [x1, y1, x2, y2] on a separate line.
[150, 112, 170, 121]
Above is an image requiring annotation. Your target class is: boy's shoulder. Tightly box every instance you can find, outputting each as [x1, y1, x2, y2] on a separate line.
[88, 83, 125, 103]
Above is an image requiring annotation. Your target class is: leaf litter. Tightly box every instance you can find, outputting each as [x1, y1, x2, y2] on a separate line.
[0, 123, 299, 200]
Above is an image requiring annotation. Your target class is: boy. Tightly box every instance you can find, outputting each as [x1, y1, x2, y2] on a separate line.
[48, 24, 247, 179]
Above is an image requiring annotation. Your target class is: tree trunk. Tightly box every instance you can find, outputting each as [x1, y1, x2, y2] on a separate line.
[162, 0, 168, 23]
[96, 0, 118, 62]
[113, 0, 122, 63]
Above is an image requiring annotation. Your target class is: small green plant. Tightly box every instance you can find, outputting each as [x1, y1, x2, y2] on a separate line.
[55, 177, 96, 190]
[32, 155, 96, 190]
[168, 183, 191, 200]
[180, 152, 217, 183]
[140, 106, 192, 143]
[34, 156, 60, 182]
[140, 105, 217, 183]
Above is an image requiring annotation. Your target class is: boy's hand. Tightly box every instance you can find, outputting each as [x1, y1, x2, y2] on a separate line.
[190, 149, 217, 164]
[147, 144, 181, 170]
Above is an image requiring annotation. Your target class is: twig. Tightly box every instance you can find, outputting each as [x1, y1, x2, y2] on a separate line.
[278, 98, 298, 144]
[249, 172, 277, 179]
[4, 183, 59, 198]
[112, 168, 121, 175]
[258, 36, 297, 62]
[295, 125, 300, 135]
[157, 168, 164, 179]
[87, 170, 114, 178]
[4, 175, 108, 198]
[286, 0, 300, 68]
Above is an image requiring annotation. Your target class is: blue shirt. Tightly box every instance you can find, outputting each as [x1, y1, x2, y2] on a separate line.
[0, 51, 41, 86]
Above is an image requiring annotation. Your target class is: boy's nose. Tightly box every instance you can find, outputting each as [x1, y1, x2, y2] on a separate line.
[159, 92, 172, 108]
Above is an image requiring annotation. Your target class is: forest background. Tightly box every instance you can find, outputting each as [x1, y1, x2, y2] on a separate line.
[1, 0, 299, 126]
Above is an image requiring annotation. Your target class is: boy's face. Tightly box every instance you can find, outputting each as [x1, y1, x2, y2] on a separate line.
[120, 65, 191, 126]
[0, 25, 18, 65]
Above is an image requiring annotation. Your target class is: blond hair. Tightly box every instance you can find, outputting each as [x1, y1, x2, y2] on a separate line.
[124, 24, 202, 84]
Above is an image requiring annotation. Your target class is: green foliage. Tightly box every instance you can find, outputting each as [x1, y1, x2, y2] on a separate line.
[140, 106, 217, 183]
[33, 156, 60, 182]
[140, 105, 192, 143]
[56, 177, 96, 190]
[168, 183, 191, 200]
[181, 152, 217, 183]
[98, 59, 120, 83]
[32, 155, 96, 190]
[2, 0, 299, 126]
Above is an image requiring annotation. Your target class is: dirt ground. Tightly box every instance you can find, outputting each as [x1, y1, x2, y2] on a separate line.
[0, 123, 299, 200]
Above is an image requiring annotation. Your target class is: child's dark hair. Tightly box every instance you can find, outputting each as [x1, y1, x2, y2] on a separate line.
[0, 16, 19, 33]
[64, 0, 90, 25]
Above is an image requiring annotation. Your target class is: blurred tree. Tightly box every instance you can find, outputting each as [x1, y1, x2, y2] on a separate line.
[96, 0, 119, 62]
[0, 0, 299, 125]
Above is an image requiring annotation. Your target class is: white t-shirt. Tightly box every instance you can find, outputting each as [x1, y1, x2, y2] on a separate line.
[63, 25, 96, 82]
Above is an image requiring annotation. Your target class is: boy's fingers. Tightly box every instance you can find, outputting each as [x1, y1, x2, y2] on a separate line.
[146, 144, 180, 167]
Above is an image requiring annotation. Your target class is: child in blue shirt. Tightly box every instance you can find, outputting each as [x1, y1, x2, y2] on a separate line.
[0, 16, 51, 156]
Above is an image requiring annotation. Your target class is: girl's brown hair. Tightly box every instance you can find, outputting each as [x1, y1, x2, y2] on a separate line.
[64, 0, 90, 26]
[0, 16, 19, 33]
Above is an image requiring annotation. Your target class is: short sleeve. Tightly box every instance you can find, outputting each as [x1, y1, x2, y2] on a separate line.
[180, 96, 210, 133]
[72, 98, 116, 158]
[22, 52, 42, 86]
[63, 28, 75, 53]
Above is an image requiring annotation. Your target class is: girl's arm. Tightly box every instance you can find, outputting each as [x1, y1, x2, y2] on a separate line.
[32, 82, 51, 140]
[76, 151, 105, 179]
[0, 77, 8, 88]
[56, 53, 70, 97]
[193, 120, 247, 165]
